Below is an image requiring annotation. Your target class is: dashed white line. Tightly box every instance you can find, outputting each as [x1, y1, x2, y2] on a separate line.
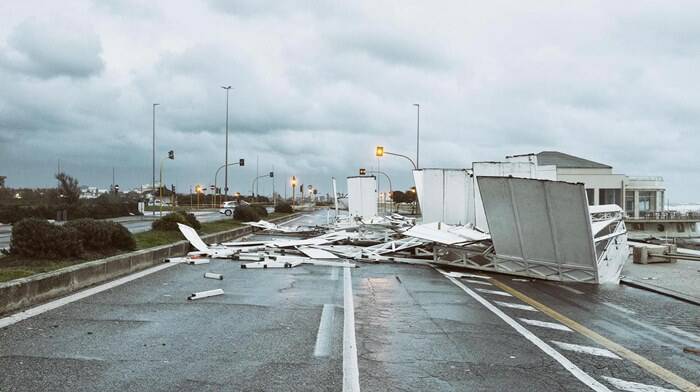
[474, 288, 512, 297]
[343, 267, 360, 392]
[602, 302, 636, 315]
[314, 304, 336, 357]
[494, 301, 538, 312]
[602, 376, 679, 392]
[441, 272, 611, 392]
[462, 279, 493, 286]
[0, 263, 177, 329]
[442, 271, 491, 280]
[519, 318, 573, 332]
[666, 326, 700, 344]
[551, 340, 621, 359]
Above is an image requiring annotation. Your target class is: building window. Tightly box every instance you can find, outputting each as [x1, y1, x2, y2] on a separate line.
[625, 192, 635, 216]
[599, 189, 621, 207]
[585, 189, 594, 206]
[638, 191, 657, 215]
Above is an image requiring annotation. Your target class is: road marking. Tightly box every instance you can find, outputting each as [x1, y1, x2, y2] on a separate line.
[330, 267, 339, 281]
[314, 304, 336, 357]
[519, 318, 573, 332]
[602, 302, 636, 315]
[602, 376, 680, 392]
[489, 279, 700, 392]
[462, 279, 493, 286]
[441, 271, 491, 279]
[551, 340, 621, 359]
[474, 288, 512, 297]
[666, 326, 700, 344]
[343, 267, 360, 392]
[556, 284, 585, 295]
[0, 263, 177, 329]
[440, 272, 612, 392]
[284, 214, 311, 225]
[494, 301, 538, 312]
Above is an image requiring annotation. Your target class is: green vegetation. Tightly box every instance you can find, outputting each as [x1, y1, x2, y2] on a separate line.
[152, 211, 201, 231]
[274, 202, 293, 213]
[234, 205, 261, 222]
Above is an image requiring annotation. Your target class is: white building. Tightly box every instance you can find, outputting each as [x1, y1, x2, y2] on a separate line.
[507, 151, 665, 219]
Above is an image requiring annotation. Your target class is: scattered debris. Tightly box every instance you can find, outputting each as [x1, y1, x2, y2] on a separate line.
[204, 272, 223, 280]
[683, 347, 700, 356]
[187, 259, 210, 265]
[187, 289, 224, 300]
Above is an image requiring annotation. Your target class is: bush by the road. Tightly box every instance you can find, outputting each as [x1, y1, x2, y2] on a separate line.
[10, 218, 83, 259]
[233, 205, 260, 222]
[274, 202, 293, 213]
[64, 219, 136, 251]
[251, 205, 268, 218]
[152, 212, 201, 231]
[0, 202, 140, 224]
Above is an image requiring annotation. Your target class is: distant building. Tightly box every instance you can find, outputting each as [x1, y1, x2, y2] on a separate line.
[507, 151, 665, 219]
[80, 186, 109, 199]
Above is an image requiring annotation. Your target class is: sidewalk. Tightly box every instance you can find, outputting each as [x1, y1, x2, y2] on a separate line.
[621, 249, 700, 304]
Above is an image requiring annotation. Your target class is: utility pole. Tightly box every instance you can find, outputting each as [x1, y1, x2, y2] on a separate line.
[152, 103, 159, 198]
[256, 155, 259, 198]
[414, 103, 420, 169]
[112, 167, 115, 191]
[221, 86, 232, 201]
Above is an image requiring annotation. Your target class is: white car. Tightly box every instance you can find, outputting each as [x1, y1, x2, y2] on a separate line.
[219, 201, 237, 216]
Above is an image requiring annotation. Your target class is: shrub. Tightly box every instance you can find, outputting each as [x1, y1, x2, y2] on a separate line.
[151, 212, 200, 231]
[251, 205, 269, 218]
[10, 218, 83, 259]
[108, 222, 136, 251]
[274, 202, 293, 213]
[233, 205, 260, 222]
[64, 219, 136, 251]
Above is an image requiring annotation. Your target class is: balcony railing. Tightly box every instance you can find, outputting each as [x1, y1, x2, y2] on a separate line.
[625, 211, 700, 221]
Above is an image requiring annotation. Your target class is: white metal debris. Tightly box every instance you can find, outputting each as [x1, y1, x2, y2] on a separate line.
[187, 289, 224, 300]
[203, 272, 223, 280]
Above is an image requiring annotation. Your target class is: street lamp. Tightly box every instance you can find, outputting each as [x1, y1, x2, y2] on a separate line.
[222, 86, 232, 200]
[159, 150, 175, 216]
[413, 103, 420, 169]
[375, 145, 417, 169]
[291, 176, 297, 205]
[213, 158, 244, 207]
[152, 103, 159, 200]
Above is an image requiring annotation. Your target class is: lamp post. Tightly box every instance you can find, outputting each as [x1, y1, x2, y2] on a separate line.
[213, 158, 244, 207]
[221, 86, 232, 200]
[369, 170, 393, 213]
[413, 103, 420, 169]
[159, 150, 175, 217]
[291, 176, 297, 205]
[375, 146, 417, 169]
[152, 103, 159, 203]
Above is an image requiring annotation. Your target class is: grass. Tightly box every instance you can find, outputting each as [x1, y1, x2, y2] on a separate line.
[0, 212, 295, 282]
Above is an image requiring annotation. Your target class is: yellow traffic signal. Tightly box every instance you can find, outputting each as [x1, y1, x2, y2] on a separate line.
[375, 146, 384, 157]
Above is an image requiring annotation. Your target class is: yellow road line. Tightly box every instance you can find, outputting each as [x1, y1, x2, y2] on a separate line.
[490, 279, 700, 392]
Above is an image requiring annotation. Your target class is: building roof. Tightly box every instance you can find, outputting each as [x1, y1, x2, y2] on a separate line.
[536, 151, 611, 169]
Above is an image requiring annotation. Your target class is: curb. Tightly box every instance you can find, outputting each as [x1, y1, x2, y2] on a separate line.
[620, 277, 700, 306]
[0, 213, 301, 316]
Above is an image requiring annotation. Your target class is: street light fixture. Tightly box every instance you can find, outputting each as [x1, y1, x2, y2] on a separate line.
[159, 150, 175, 217]
[291, 176, 297, 205]
[375, 145, 417, 169]
[221, 86, 232, 200]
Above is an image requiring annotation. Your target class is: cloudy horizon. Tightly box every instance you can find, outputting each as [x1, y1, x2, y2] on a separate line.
[1, 0, 699, 201]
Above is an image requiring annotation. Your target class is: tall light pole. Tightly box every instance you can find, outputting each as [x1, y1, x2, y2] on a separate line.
[222, 86, 232, 201]
[152, 103, 159, 198]
[413, 103, 420, 169]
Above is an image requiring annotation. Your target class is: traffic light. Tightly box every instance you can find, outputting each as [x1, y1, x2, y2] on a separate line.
[168, 150, 175, 159]
[114, 184, 120, 194]
[359, 168, 366, 175]
[239, 158, 245, 166]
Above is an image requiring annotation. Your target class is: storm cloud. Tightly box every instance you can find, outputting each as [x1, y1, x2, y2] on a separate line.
[0, 0, 699, 201]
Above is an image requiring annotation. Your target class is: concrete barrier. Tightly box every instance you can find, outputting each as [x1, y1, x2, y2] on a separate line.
[0, 213, 302, 316]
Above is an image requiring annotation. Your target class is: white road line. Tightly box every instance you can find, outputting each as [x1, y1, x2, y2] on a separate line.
[494, 301, 538, 312]
[519, 318, 573, 332]
[666, 326, 700, 344]
[314, 304, 336, 357]
[474, 288, 512, 297]
[343, 267, 360, 392]
[551, 340, 621, 359]
[557, 285, 585, 295]
[441, 273, 611, 392]
[602, 376, 679, 392]
[0, 263, 177, 329]
[330, 267, 339, 281]
[462, 279, 493, 286]
[441, 271, 491, 280]
[602, 302, 636, 315]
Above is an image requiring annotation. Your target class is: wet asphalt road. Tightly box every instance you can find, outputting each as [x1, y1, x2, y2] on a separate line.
[0, 211, 698, 391]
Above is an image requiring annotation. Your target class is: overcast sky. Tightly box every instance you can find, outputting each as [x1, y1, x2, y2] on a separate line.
[1, 0, 699, 201]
